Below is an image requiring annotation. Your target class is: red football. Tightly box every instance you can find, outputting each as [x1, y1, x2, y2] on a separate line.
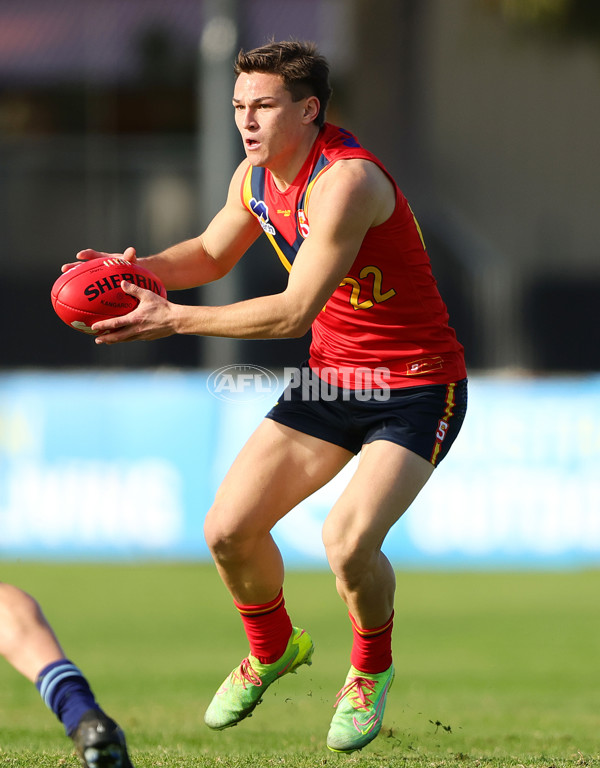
[51, 258, 167, 334]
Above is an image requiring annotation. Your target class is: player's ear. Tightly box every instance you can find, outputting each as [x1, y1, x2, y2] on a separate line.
[303, 96, 320, 124]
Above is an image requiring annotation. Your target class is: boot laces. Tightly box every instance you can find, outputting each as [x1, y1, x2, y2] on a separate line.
[334, 675, 376, 710]
[231, 657, 263, 689]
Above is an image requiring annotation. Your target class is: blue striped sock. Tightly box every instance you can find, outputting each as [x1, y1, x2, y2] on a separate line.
[36, 659, 100, 736]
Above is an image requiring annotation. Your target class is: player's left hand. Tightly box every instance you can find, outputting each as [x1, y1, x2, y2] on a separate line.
[92, 280, 177, 344]
[61, 246, 137, 273]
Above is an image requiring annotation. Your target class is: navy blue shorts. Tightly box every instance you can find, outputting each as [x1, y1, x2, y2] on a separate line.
[265, 366, 467, 466]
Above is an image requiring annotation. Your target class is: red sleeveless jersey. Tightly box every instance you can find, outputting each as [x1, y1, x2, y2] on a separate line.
[240, 123, 466, 388]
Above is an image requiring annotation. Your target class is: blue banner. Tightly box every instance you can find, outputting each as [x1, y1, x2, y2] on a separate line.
[1, 371, 599, 568]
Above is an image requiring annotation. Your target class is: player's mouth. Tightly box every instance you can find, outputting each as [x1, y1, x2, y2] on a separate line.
[245, 138, 261, 150]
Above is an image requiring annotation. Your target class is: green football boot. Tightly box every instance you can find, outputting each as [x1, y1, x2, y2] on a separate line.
[204, 627, 314, 730]
[327, 664, 395, 753]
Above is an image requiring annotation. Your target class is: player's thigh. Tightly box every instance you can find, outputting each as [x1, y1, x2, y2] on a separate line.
[209, 418, 353, 536]
[323, 439, 434, 553]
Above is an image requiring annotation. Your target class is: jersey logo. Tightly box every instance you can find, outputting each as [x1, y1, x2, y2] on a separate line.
[339, 127, 361, 148]
[405, 356, 444, 376]
[297, 209, 310, 239]
[249, 197, 276, 235]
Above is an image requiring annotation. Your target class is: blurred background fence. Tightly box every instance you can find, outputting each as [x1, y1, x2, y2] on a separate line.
[1, 0, 599, 566]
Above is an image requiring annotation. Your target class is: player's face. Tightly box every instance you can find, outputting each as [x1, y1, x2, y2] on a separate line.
[233, 72, 314, 172]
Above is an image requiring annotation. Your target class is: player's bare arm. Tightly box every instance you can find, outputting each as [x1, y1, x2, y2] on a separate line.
[93, 158, 394, 345]
[276, 158, 396, 331]
[66, 161, 261, 290]
[139, 162, 262, 290]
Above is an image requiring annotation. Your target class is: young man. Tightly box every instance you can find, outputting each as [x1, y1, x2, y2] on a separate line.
[68, 40, 467, 752]
[0, 582, 135, 767]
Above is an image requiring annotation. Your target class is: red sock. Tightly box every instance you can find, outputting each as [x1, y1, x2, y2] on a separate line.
[349, 611, 394, 674]
[233, 589, 293, 664]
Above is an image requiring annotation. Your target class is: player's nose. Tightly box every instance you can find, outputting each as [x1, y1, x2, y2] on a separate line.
[243, 108, 258, 128]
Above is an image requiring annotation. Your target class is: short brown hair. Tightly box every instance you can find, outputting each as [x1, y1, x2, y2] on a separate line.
[234, 40, 332, 127]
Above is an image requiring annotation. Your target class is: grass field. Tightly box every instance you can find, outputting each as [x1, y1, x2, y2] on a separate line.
[0, 562, 598, 768]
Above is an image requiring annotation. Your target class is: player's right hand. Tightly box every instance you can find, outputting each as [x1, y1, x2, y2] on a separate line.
[61, 246, 137, 273]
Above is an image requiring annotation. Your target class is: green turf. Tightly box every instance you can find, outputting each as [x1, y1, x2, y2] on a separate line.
[0, 563, 598, 767]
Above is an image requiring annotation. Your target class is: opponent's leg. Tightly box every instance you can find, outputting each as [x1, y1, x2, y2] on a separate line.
[0, 583, 64, 680]
[0, 583, 134, 767]
[322, 442, 434, 752]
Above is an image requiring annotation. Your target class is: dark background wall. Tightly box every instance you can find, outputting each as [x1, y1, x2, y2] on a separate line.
[1, 0, 598, 373]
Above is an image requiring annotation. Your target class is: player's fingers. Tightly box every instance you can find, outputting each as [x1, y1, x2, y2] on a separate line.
[75, 248, 104, 260]
[91, 315, 132, 341]
[94, 332, 127, 345]
[94, 331, 125, 345]
[120, 279, 136, 292]
[119, 279, 147, 300]
[63, 247, 136, 273]
[120, 280, 164, 307]
[74, 247, 136, 262]
[61, 249, 102, 273]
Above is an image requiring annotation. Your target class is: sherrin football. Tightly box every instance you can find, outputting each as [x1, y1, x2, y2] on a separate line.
[51, 258, 167, 334]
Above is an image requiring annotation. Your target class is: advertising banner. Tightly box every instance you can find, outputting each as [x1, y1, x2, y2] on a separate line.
[1, 370, 598, 568]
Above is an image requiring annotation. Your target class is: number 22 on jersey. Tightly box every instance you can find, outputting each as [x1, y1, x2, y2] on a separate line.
[339, 266, 396, 311]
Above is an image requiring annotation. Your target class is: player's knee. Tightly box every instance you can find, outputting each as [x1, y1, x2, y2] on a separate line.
[0, 585, 43, 649]
[322, 528, 375, 587]
[203, 501, 256, 564]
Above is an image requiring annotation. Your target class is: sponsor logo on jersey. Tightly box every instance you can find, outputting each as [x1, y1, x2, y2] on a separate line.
[339, 127, 361, 148]
[297, 209, 310, 238]
[405, 356, 444, 376]
[249, 197, 276, 235]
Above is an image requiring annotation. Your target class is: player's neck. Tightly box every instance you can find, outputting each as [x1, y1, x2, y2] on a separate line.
[269, 125, 320, 192]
